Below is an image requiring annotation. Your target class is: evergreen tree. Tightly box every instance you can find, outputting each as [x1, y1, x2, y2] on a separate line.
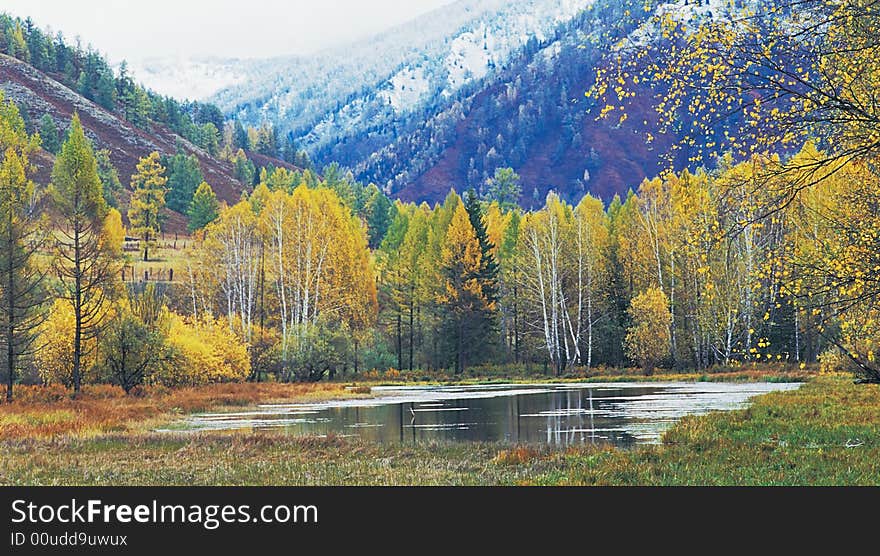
[25, 22, 47, 69]
[255, 123, 278, 157]
[76, 70, 91, 99]
[49, 113, 116, 395]
[281, 134, 298, 164]
[95, 149, 122, 208]
[464, 189, 499, 305]
[187, 182, 220, 232]
[164, 150, 203, 213]
[193, 103, 224, 131]
[95, 70, 117, 110]
[123, 87, 151, 129]
[485, 167, 522, 211]
[438, 203, 493, 374]
[200, 123, 220, 156]
[16, 103, 31, 135]
[128, 152, 167, 261]
[7, 22, 28, 62]
[364, 184, 393, 249]
[233, 120, 250, 151]
[38, 114, 60, 155]
[232, 149, 256, 186]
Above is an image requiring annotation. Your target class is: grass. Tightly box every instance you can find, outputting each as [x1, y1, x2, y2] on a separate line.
[124, 236, 193, 283]
[1, 372, 877, 485]
[531, 374, 880, 485]
[0, 382, 372, 440]
[359, 366, 812, 386]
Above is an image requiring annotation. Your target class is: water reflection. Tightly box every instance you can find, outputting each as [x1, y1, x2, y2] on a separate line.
[161, 382, 800, 447]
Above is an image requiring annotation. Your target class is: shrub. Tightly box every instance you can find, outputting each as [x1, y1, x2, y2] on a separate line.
[155, 313, 250, 386]
[35, 299, 98, 387]
[279, 321, 351, 382]
[8, 383, 69, 404]
[358, 333, 397, 374]
[97, 311, 169, 393]
[249, 325, 283, 381]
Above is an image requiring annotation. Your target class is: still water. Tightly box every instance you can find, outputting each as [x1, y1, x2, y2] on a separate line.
[161, 382, 801, 447]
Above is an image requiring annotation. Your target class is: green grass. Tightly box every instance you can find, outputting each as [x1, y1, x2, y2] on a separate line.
[124, 237, 193, 283]
[1, 374, 877, 485]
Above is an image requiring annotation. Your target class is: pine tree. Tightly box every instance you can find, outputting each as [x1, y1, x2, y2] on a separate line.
[200, 123, 220, 156]
[485, 167, 522, 211]
[187, 182, 219, 232]
[255, 123, 278, 157]
[438, 203, 492, 374]
[50, 113, 117, 395]
[281, 134, 298, 164]
[233, 120, 250, 151]
[7, 22, 29, 62]
[364, 184, 393, 249]
[232, 149, 256, 186]
[123, 87, 151, 129]
[164, 150, 203, 213]
[76, 70, 91, 99]
[38, 113, 60, 155]
[464, 189, 499, 305]
[128, 152, 167, 261]
[0, 94, 47, 402]
[95, 70, 117, 111]
[95, 149, 121, 208]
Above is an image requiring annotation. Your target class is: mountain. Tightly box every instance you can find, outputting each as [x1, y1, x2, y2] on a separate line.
[159, 0, 752, 207]
[137, 0, 601, 202]
[357, 0, 754, 206]
[0, 53, 285, 232]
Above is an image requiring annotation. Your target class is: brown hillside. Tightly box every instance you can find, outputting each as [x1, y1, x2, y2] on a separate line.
[0, 54, 253, 233]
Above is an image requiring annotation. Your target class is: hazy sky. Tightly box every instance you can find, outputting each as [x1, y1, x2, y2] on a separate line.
[2, 0, 457, 62]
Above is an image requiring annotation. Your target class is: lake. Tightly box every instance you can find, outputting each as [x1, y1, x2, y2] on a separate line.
[160, 381, 802, 447]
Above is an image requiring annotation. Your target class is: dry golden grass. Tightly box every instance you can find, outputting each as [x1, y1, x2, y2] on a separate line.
[0, 382, 369, 440]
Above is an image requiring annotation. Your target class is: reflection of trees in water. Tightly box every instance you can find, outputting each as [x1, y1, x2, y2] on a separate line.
[262, 386, 656, 447]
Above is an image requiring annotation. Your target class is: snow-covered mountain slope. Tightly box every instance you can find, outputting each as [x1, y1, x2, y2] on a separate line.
[166, 0, 596, 152]
[132, 0, 773, 207]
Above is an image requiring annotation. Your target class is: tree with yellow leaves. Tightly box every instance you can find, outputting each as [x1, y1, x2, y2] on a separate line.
[625, 287, 672, 375]
[102, 207, 126, 257]
[35, 299, 100, 387]
[592, 0, 880, 215]
[194, 183, 377, 380]
[49, 114, 119, 395]
[573, 193, 610, 369]
[200, 199, 260, 342]
[128, 152, 167, 262]
[438, 202, 492, 374]
[785, 152, 880, 383]
[0, 93, 48, 402]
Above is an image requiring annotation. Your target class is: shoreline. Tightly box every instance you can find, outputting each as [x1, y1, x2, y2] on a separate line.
[3, 372, 877, 486]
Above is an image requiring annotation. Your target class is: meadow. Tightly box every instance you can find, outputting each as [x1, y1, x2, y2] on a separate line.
[2, 373, 877, 486]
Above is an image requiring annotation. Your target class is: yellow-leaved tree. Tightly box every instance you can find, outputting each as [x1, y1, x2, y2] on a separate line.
[438, 202, 489, 374]
[102, 207, 126, 257]
[625, 287, 672, 375]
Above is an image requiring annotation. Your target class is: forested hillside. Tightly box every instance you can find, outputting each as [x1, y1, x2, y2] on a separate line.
[0, 14, 312, 232]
